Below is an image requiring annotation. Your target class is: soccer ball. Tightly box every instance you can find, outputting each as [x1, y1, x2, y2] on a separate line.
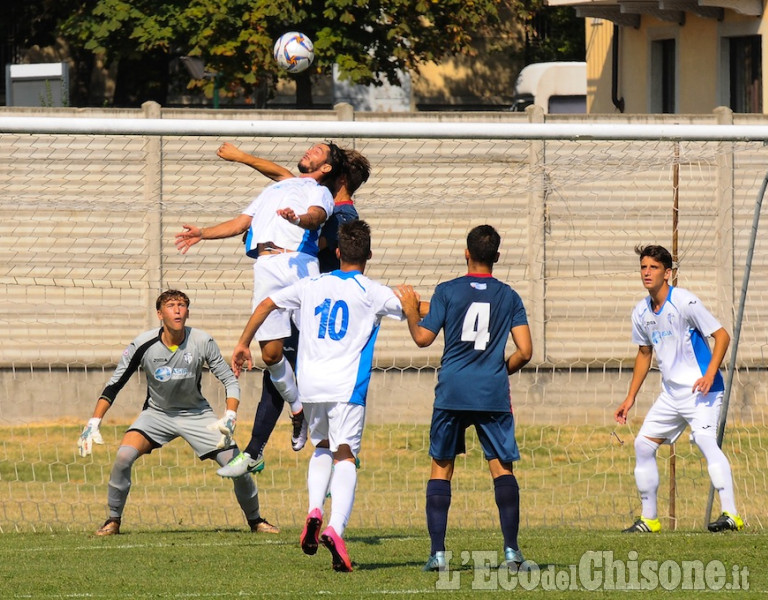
[273, 32, 315, 74]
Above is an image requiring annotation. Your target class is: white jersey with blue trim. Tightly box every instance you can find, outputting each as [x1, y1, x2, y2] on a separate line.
[631, 286, 725, 399]
[242, 177, 334, 258]
[270, 270, 404, 405]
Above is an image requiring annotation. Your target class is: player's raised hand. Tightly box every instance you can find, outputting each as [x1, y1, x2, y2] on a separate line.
[231, 344, 254, 378]
[217, 142, 244, 162]
[174, 224, 203, 254]
[207, 409, 237, 449]
[78, 417, 104, 457]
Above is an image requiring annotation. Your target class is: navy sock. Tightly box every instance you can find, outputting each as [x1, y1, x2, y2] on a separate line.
[244, 372, 283, 457]
[494, 474, 520, 551]
[245, 326, 298, 458]
[425, 478, 451, 555]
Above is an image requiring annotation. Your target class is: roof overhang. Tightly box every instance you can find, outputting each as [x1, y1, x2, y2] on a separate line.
[546, 0, 761, 26]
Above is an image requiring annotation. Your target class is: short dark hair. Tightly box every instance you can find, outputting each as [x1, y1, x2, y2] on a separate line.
[343, 149, 371, 195]
[156, 289, 190, 310]
[338, 219, 371, 264]
[466, 225, 501, 266]
[635, 244, 673, 270]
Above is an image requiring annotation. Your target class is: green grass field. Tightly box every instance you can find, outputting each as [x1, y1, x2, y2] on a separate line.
[1, 527, 764, 598]
[1, 422, 767, 597]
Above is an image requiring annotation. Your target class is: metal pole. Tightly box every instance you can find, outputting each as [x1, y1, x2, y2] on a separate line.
[704, 170, 768, 523]
[669, 142, 680, 531]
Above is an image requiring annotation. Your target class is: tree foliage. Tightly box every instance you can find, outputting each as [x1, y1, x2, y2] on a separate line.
[1, 0, 583, 107]
[56, 0, 524, 107]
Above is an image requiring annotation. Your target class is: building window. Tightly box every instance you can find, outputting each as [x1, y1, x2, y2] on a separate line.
[651, 39, 676, 113]
[729, 35, 762, 113]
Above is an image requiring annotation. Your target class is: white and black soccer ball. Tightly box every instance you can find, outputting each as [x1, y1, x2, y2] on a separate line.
[273, 31, 315, 74]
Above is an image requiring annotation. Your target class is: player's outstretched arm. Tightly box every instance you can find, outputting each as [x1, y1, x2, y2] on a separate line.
[217, 142, 293, 181]
[231, 297, 279, 376]
[506, 324, 533, 375]
[77, 396, 111, 457]
[395, 285, 437, 347]
[174, 214, 253, 254]
[615, 345, 653, 424]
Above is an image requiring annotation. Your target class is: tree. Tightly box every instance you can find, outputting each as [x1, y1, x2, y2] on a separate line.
[512, 0, 585, 64]
[57, 0, 522, 108]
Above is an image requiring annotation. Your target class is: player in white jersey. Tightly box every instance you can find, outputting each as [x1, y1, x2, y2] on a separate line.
[77, 290, 278, 536]
[174, 142, 343, 453]
[615, 245, 744, 533]
[230, 220, 404, 572]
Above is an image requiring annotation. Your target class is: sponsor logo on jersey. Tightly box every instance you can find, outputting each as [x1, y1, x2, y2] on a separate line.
[152, 358, 166, 363]
[155, 366, 172, 381]
[154, 366, 191, 381]
[470, 282, 487, 290]
[645, 320, 656, 326]
[651, 330, 672, 345]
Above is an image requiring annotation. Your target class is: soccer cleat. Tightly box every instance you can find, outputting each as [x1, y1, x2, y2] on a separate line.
[291, 410, 308, 451]
[216, 452, 264, 478]
[422, 550, 447, 572]
[708, 512, 744, 532]
[248, 517, 280, 534]
[502, 547, 525, 571]
[95, 517, 121, 536]
[320, 526, 353, 572]
[622, 516, 661, 533]
[300, 508, 323, 555]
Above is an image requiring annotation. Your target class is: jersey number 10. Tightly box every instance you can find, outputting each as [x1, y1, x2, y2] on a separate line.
[315, 298, 350, 340]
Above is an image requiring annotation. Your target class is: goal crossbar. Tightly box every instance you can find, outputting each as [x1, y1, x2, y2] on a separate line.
[3, 116, 768, 141]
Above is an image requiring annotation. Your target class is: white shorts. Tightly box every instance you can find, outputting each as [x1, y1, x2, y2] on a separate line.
[305, 402, 365, 456]
[251, 252, 319, 341]
[638, 389, 722, 444]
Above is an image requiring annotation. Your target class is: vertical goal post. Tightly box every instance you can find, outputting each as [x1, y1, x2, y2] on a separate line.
[1, 112, 767, 532]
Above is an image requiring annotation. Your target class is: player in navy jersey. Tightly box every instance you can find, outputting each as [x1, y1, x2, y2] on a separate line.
[615, 245, 743, 533]
[213, 143, 371, 480]
[174, 142, 344, 456]
[77, 290, 278, 536]
[229, 221, 405, 571]
[396, 225, 533, 572]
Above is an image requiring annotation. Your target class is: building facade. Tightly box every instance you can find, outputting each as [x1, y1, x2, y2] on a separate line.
[549, 0, 765, 114]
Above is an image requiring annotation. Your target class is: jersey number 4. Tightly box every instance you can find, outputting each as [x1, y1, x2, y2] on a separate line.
[315, 299, 349, 340]
[462, 302, 490, 350]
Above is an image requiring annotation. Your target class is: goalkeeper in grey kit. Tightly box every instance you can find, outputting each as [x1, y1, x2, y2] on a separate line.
[77, 289, 278, 535]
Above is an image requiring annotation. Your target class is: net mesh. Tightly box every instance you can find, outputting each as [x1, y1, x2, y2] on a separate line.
[1, 115, 767, 532]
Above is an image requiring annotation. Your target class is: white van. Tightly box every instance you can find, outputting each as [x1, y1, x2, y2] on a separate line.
[510, 61, 586, 114]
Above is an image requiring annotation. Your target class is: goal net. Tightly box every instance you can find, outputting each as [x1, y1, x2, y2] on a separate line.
[1, 110, 767, 533]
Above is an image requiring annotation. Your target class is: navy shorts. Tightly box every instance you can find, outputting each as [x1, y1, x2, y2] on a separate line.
[429, 408, 520, 464]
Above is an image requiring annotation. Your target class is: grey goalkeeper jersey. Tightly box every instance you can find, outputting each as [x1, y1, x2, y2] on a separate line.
[100, 326, 240, 412]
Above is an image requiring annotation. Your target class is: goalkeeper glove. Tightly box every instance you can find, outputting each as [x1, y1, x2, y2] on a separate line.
[208, 410, 237, 449]
[78, 417, 104, 457]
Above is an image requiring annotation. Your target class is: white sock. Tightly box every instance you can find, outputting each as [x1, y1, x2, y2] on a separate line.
[634, 436, 660, 519]
[328, 459, 357, 537]
[266, 357, 302, 413]
[307, 448, 334, 513]
[694, 434, 738, 515]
